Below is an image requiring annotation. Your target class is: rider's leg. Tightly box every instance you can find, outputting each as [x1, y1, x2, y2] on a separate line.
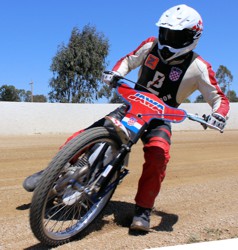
[134, 138, 170, 208]
[131, 122, 171, 231]
[22, 118, 105, 192]
[22, 125, 91, 192]
[22, 105, 128, 192]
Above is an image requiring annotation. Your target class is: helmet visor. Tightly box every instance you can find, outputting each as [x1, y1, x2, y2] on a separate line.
[159, 27, 195, 49]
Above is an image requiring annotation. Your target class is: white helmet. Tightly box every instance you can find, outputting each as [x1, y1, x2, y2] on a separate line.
[156, 4, 203, 62]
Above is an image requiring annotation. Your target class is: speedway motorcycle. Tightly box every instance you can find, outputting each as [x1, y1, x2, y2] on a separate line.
[29, 73, 222, 246]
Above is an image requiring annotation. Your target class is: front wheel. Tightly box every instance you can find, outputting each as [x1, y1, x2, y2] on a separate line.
[30, 127, 122, 247]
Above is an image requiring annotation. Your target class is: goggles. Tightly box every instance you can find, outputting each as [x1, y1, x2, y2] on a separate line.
[159, 27, 195, 49]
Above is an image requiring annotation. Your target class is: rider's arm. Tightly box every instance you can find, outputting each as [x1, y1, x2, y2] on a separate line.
[112, 37, 157, 76]
[195, 56, 230, 118]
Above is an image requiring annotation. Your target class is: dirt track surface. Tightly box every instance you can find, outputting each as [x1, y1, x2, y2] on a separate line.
[0, 130, 238, 250]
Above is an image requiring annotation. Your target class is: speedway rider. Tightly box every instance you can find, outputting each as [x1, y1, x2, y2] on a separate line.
[23, 4, 230, 232]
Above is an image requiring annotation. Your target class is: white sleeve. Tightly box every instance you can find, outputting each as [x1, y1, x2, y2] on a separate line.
[195, 57, 230, 117]
[112, 37, 156, 76]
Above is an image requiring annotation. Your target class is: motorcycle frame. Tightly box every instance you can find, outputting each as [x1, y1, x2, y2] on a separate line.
[94, 79, 223, 199]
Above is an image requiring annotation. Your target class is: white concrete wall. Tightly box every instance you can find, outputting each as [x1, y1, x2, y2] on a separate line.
[0, 102, 237, 135]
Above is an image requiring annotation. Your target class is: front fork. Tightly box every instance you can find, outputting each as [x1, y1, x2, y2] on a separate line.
[92, 142, 131, 200]
[90, 113, 148, 201]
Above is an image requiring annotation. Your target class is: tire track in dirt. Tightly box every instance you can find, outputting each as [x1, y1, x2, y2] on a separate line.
[0, 131, 238, 249]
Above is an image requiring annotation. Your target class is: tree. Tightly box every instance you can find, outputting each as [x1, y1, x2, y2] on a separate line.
[193, 65, 236, 102]
[216, 65, 233, 95]
[33, 95, 47, 102]
[227, 90, 238, 102]
[49, 25, 110, 103]
[0, 85, 20, 101]
[182, 98, 191, 103]
[17, 89, 47, 102]
[18, 89, 32, 102]
[0, 86, 47, 102]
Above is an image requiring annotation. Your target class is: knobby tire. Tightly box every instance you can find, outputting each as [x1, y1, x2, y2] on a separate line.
[29, 127, 121, 247]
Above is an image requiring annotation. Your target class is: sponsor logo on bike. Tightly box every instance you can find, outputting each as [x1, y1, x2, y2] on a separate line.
[122, 116, 142, 134]
[128, 93, 164, 114]
[127, 117, 137, 126]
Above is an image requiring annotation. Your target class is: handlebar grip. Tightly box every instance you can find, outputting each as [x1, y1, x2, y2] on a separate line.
[187, 113, 223, 133]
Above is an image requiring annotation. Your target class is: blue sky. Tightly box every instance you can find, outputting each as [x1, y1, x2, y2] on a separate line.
[1, 0, 237, 102]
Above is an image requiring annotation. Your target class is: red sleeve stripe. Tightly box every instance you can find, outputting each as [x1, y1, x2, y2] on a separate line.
[197, 56, 230, 116]
[113, 37, 156, 72]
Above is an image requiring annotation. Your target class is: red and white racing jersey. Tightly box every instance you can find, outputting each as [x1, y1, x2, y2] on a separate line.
[112, 37, 230, 118]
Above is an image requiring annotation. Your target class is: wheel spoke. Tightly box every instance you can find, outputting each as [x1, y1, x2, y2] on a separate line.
[30, 128, 121, 246]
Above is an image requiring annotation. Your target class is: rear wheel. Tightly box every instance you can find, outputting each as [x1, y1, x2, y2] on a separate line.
[30, 127, 122, 247]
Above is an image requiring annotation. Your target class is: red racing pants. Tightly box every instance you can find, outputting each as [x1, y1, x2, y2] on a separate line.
[135, 134, 171, 209]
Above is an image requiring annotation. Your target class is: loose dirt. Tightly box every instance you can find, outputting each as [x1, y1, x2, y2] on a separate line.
[0, 130, 237, 250]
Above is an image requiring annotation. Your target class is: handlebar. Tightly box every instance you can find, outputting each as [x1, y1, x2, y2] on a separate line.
[187, 113, 223, 133]
[103, 71, 224, 133]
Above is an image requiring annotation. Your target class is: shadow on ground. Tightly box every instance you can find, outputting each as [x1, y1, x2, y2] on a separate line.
[20, 200, 178, 249]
